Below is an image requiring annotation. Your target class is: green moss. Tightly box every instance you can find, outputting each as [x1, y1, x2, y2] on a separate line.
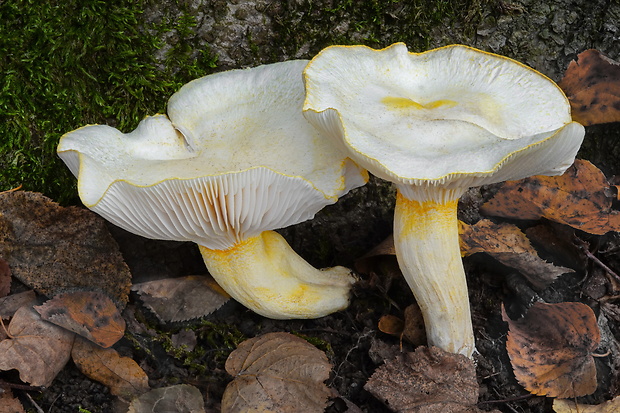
[272, 0, 487, 57]
[0, 0, 217, 204]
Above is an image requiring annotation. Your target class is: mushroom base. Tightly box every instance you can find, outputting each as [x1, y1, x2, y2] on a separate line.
[394, 190, 475, 357]
[198, 230, 356, 319]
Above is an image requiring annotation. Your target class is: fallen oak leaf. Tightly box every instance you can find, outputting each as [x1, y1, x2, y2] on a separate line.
[127, 384, 205, 413]
[132, 275, 229, 323]
[222, 332, 333, 413]
[459, 219, 573, 289]
[0, 305, 74, 387]
[71, 335, 150, 400]
[364, 346, 484, 413]
[481, 159, 620, 235]
[503, 302, 600, 398]
[0, 191, 131, 306]
[553, 395, 620, 412]
[558, 49, 620, 126]
[35, 291, 125, 348]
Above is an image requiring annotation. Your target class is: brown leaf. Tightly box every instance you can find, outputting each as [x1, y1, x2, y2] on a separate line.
[0, 191, 131, 306]
[127, 384, 205, 413]
[558, 49, 620, 126]
[481, 160, 620, 235]
[553, 396, 620, 412]
[222, 332, 333, 413]
[132, 275, 230, 322]
[378, 304, 426, 347]
[378, 314, 405, 337]
[503, 302, 600, 398]
[364, 346, 480, 413]
[0, 305, 74, 387]
[0, 389, 26, 413]
[0, 258, 10, 298]
[460, 219, 572, 289]
[35, 291, 125, 348]
[0, 290, 36, 319]
[71, 336, 150, 399]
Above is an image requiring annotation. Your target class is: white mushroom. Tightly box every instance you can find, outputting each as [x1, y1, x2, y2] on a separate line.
[58, 60, 368, 319]
[302, 43, 585, 356]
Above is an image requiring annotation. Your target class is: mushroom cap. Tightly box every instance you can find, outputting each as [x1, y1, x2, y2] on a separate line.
[302, 43, 585, 191]
[58, 60, 367, 249]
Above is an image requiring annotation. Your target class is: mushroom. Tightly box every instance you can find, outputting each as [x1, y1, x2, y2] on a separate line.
[302, 43, 585, 356]
[57, 60, 368, 319]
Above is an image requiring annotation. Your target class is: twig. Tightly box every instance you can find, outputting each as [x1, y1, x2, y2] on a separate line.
[477, 393, 534, 406]
[0, 379, 43, 392]
[575, 237, 620, 284]
[26, 393, 45, 413]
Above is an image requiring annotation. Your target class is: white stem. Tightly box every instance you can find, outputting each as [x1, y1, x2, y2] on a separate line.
[198, 230, 355, 319]
[394, 189, 475, 357]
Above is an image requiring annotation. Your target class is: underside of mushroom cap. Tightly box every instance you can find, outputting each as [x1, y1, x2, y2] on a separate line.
[86, 166, 355, 250]
[58, 60, 367, 249]
[303, 43, 584, 189]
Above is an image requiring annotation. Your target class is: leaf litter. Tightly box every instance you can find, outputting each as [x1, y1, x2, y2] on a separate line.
[2, 51, 620, 410]
[503, 302, 601, 398]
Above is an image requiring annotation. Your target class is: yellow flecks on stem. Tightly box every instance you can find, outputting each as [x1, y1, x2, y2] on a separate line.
[382, 96, 457, 111]
[396, 191, 459, 242]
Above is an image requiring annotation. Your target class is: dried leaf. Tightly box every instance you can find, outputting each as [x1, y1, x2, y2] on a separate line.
[0, 389, 26, 413]
[364, 346, 480, 413]
[35, 291, 125, 348]
[378, 314, 405, 337]
[355, 234, 396, 274]
[71, 336, 150, 399]
[0, 191, 131, 306]
[0, 305, 74, 387]
[460, 219, 572, 289]
[481, 160, 620, 235]
[127, 384, 205, 413]
[559, 49, 620, 126]
[553, 396, 620, 412]
[503, 302, 600, 398]
[378, 304, 426, 347]
[0, 258, 10, 298]
[222, 332, 333, 413]
[132, 275, 229, 322]
[0, 290, 36, 319]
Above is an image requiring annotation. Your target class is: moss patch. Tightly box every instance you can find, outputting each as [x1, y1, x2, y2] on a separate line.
[269, 0, 487, 58]
[0, 0, 217, 204]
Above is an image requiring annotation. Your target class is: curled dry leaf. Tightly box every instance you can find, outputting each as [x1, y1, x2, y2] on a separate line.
[553, 396, 620, 412]
[503, 302, 600, 398]
[132, 275, 229, 323]
[0, 305, 74, 387]
[35, 291, 125, 348]
[558, 49, 620, 126]
[364, 346, 480, 413]
[127, 384, 205, 413]
[459, 219, 572, 289]
[481, 160, 620, 235]
[0, 191, 131, 306]
[71, 336, 150, 400]
[222, 332, 333, 413]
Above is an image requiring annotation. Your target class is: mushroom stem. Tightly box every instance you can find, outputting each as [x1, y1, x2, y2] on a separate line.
[198, 230, 355, 319]
[394, 189, 475, 357]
